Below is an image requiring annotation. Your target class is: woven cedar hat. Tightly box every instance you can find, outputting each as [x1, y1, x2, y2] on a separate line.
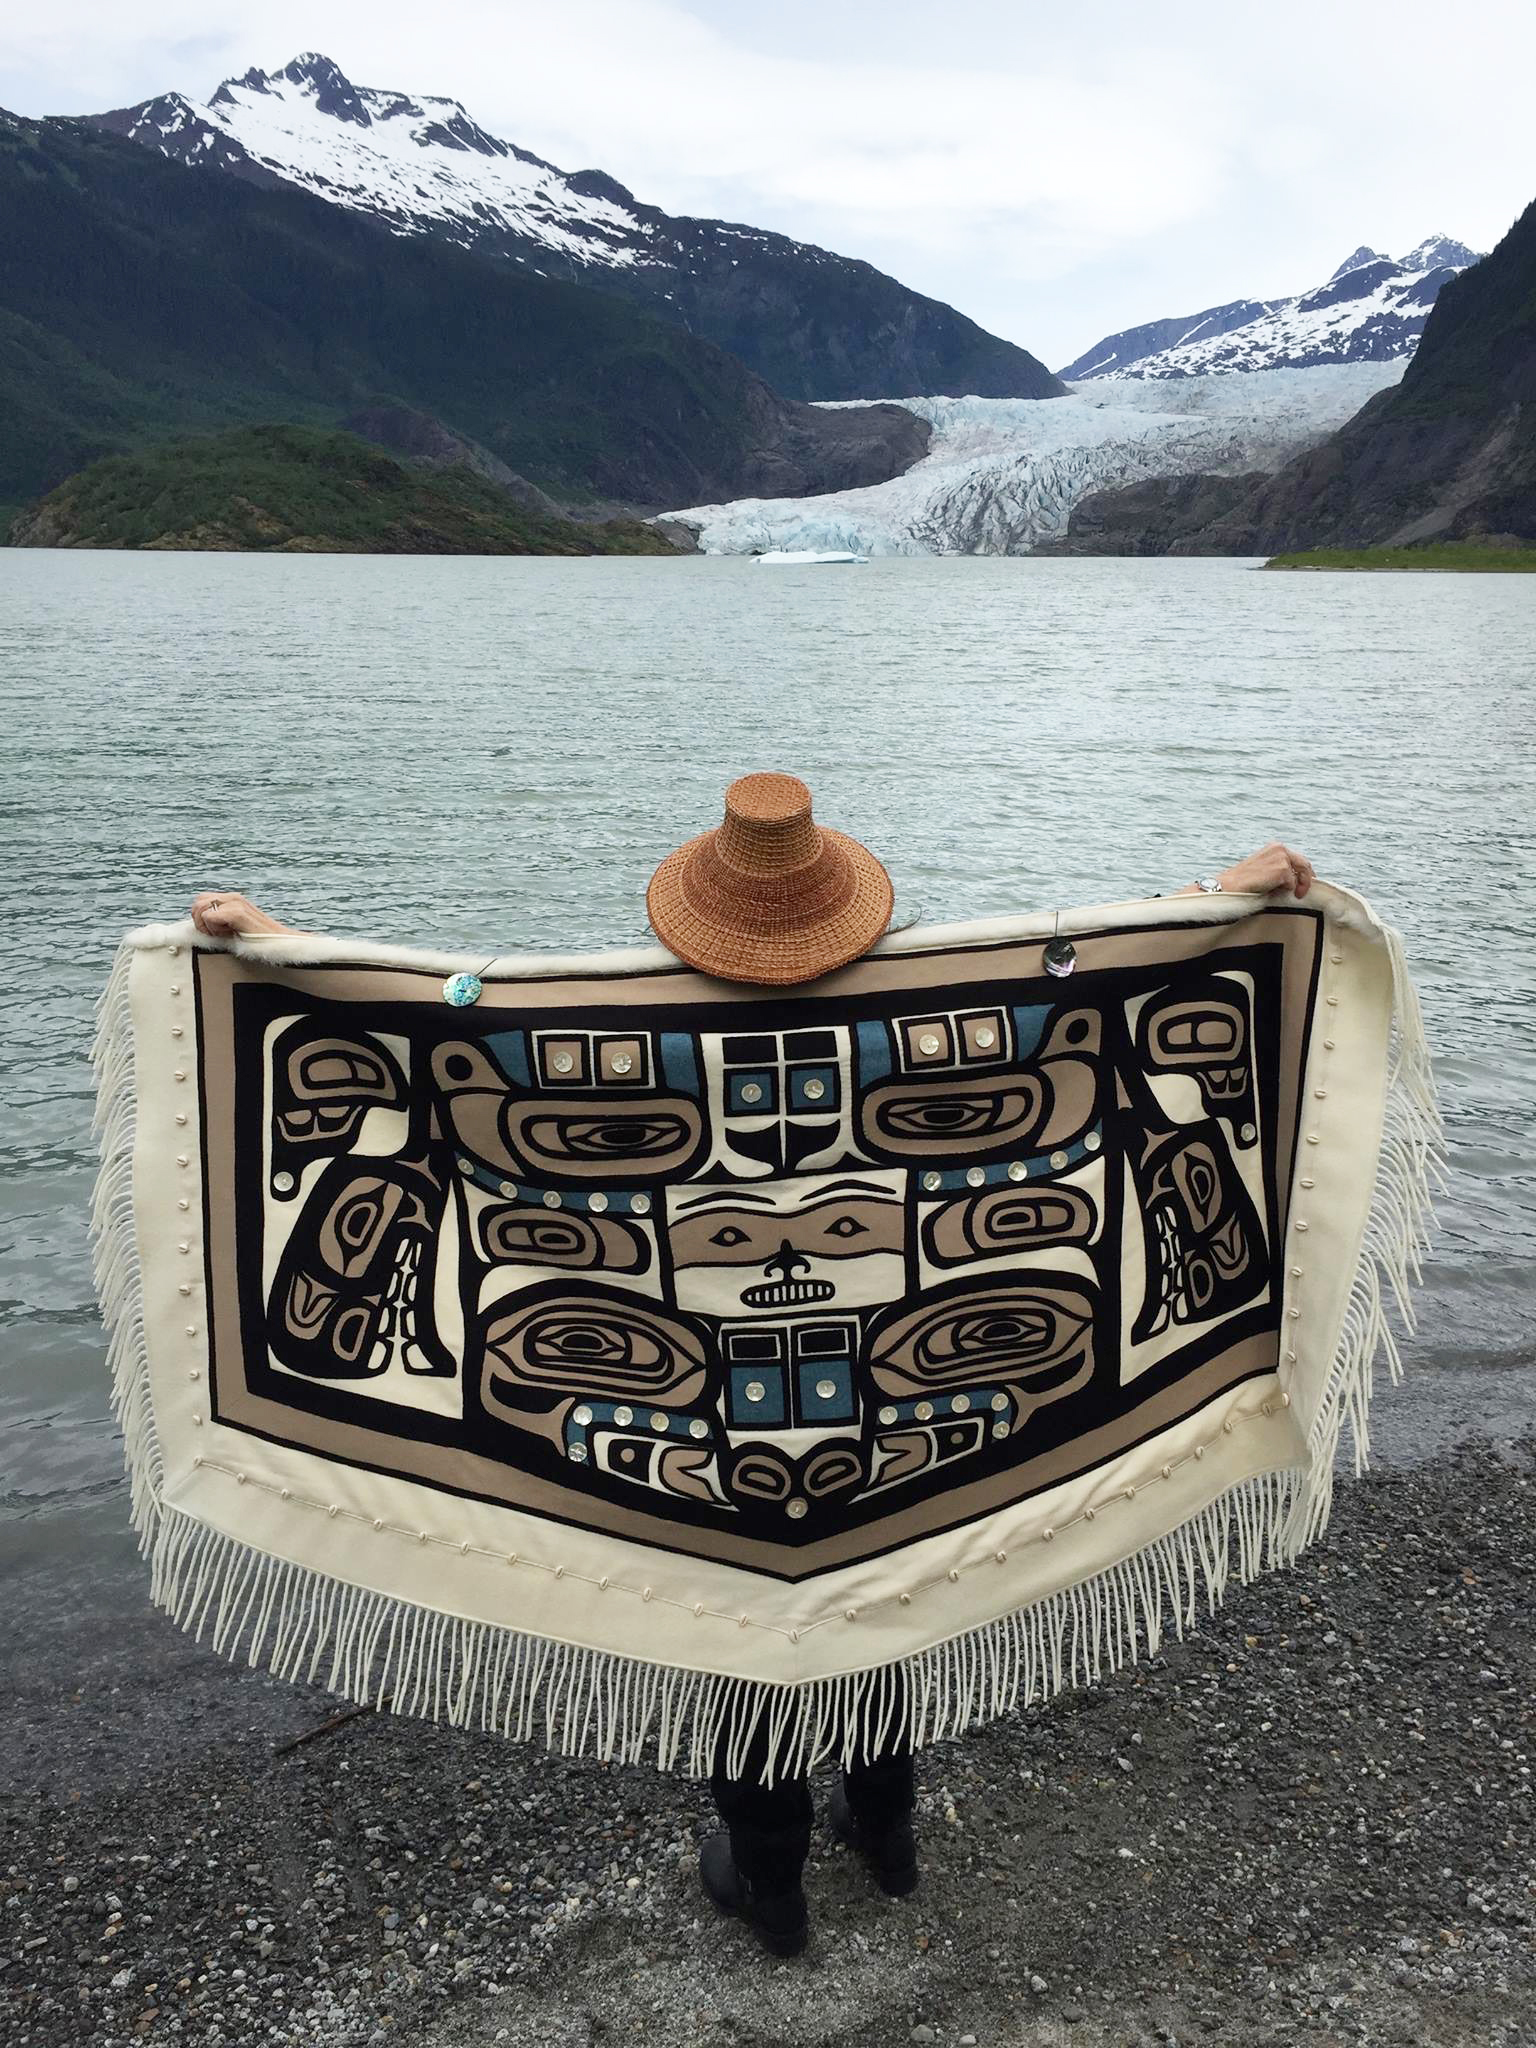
[647, 773, 894, 986]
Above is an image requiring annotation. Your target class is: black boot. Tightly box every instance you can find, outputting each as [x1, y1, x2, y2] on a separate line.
[699, 1831, 809, 1956]
[829, 1778, 919, 1896]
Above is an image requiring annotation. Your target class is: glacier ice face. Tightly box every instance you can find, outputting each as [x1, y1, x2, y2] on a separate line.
[666, 363, 1406, 557]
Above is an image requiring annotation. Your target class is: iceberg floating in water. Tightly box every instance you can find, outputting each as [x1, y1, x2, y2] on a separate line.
[753, 548, 869, 566]
[665, 363, 1406, 557]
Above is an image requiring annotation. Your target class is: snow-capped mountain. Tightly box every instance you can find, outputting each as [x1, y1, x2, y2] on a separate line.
[1059, 239, 1481, 380]
[91, 52, 1062, 405]
[665, 362, 1405, 555]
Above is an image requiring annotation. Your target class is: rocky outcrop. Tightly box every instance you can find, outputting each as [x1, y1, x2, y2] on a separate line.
[1032, 473, 1268, 555]
[341, 404, 567, 516]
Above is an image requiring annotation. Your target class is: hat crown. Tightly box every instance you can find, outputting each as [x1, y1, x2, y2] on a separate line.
[645, 770, 893, 985]
[716, 772, 822, 877]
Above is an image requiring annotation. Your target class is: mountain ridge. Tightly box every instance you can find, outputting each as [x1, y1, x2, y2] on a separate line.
[0, 108, 928, 523]
[1060, 237, 1481, 381]
[92, 51, 1064, 405]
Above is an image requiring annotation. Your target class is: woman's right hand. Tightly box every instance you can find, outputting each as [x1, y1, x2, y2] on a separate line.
[190, 890, 290, 938]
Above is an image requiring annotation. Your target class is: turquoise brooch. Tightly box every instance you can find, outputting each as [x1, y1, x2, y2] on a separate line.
[442, 972, 484, 1008]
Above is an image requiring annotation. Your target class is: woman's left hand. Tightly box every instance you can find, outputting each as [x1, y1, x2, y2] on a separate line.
[190, 891, 290, 938]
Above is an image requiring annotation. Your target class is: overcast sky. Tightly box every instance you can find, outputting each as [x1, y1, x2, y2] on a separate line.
[5, 0, 1533, 368]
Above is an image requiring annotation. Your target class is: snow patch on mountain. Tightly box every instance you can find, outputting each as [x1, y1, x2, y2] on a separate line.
[106, 51, 648, 267]
[1060, 239, 1480, 381]
[666, 363, 1405, 556]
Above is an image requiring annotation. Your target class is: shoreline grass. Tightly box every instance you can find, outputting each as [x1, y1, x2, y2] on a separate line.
[1265, 541, 1536, 572]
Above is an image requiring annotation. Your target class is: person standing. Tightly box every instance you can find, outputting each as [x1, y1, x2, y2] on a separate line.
[191, 773, 1313, 1958]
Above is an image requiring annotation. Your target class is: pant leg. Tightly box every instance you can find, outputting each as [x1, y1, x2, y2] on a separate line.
[710, 1707, 812, 1895]
[843, 1745, 914, 1831]
[842, 1671, 915, 1832]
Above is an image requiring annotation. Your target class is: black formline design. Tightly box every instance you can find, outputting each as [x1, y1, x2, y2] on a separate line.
[197, 915, 1322, 1581]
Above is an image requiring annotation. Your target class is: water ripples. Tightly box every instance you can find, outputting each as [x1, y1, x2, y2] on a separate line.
[1, 551, 1531, 1524]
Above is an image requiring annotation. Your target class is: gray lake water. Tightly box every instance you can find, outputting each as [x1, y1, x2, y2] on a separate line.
[1, 552, 1532, 1560]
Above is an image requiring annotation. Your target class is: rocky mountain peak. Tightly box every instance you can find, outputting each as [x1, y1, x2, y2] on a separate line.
[1329, 245, 1387, 282]
[1400, 234, 1480, 273]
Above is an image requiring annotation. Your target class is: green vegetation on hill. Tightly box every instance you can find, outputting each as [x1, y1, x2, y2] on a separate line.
[0, 111, 925, 527]
[1265, 541, 1536, 571]
[5, 426, 681, 555]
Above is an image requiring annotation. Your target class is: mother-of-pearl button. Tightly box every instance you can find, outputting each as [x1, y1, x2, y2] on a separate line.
[1049, 1150, 1068, 1170]
[816, 1378, 837, 1398]
[918, 1033, 941, 1054]
[966, 1165, 986, 1187]
[951, 1394, 971, 1413]
[744, 1381, 766, 1402]
[879, 1405, 898, 1424]
[802, 1077, 826, 1100]
[588, 1191, 609, 1212]
[613, 1405, 634, 1427]
[974, 1027, 996, 1049]
[611, 1053, 634, 1074]
[923, 1171, 943, 1192]
[543, 1190, 563, 1207]
[552, 1052, 574, 1074]
[272, 1171, 295, 1193]
[631, 1194, 651, 1214]
[740, 1082, 763, 1104]
[1008, 1160, 1028, 1180]
[786, 1498, 808, 1519]
[915, 1400, 934, 1420]
[689, 1417, 709, 1439]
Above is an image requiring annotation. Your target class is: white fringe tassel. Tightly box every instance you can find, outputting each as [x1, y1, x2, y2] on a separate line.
[89, 925, 1442, 1778]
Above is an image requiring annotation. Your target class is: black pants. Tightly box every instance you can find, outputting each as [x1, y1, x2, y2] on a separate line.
[709, 1706, 914, 1894]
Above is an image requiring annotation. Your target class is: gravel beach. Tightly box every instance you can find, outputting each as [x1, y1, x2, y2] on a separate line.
[3, 1422, 1533, 2048]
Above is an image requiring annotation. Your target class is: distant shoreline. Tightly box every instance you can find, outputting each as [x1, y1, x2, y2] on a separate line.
[1265, 542, 1536, 572]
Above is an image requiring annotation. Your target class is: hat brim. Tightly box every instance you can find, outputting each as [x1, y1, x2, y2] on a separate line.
[646, 827, 894, 986]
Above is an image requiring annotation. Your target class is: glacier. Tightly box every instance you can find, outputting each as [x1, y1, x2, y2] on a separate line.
[664, 363, 1406, 557]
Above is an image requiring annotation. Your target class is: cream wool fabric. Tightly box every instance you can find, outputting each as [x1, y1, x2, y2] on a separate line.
[91, 882, 1439, 1776]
